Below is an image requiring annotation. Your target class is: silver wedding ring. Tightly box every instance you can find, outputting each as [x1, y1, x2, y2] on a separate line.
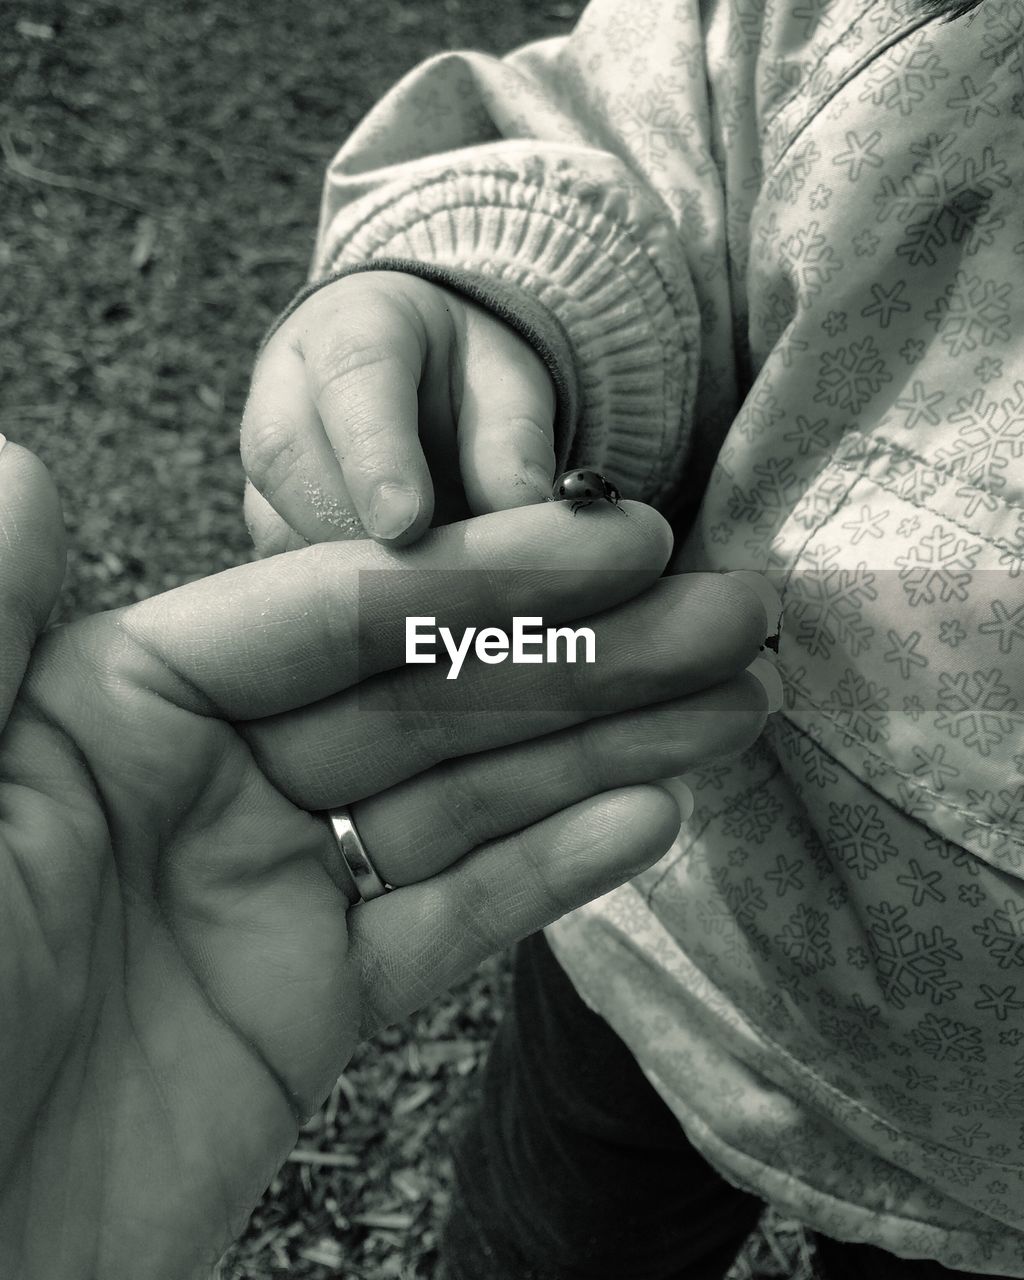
[323, 807, 393, 902]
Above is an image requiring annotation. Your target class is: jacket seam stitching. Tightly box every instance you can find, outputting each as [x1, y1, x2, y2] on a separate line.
[775, 710, 1024, 846]
[762, 0, 881, 133]
[841, 429, 1024, 522]
[780, 430, 1021, 611]
[763, 4, 945, 185]
[643, 698, 1022, 909]
[780, 434, 867, 602]
[831, 458, 1024, 555]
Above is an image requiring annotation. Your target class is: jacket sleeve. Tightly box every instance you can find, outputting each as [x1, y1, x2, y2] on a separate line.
[296, 4, 735, 517]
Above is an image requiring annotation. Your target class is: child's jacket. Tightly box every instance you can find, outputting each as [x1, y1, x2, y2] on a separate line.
[305, 0, 1024, 1267]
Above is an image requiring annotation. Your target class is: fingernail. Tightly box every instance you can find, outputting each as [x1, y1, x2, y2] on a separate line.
[727, 570, 783, 650]
[0, 434, 7, 458]
[746, 655, 784, 715]
[525, 463, 552, 500]
[369, 483, 420, 540]
[657, 776, 695, 822]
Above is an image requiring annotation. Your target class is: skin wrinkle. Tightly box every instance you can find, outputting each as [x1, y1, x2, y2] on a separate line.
[0, 874, 76, 1221]
[1, 691, 103, 819]
[27, 935, 110, 1280]
[301, 331, 395, 412]
[512, 816, 579, 924]
[419, 758, 493, 854]
[240, 417, 304, 511]
[297, 282, 432, 493]
[155, 891, 308, 1130]
[9, 862, 116, 1250]
[304, 542, 365, 693]
[114, 615, 224, 721]
[2, 811, 68, 1012]
[116, 956, 186, 1270]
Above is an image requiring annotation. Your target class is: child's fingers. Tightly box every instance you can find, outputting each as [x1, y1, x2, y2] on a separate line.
[285, 276, 444, 544]
[242, 336, 369, 546]
[243, 481, 310, 558]
[454, 300, 558, 514]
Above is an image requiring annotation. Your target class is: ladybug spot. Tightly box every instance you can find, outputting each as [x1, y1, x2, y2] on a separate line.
[576, 472, 585, 479]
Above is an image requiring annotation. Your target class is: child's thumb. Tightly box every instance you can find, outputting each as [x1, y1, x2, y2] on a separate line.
[454, 301, 558, 514]
[0, 437, 67, 733]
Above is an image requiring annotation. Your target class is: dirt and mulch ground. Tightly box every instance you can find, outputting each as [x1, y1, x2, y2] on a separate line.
[2, 2, 814, 1276]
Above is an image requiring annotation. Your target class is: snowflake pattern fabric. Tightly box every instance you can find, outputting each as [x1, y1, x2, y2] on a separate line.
[307, 0, 1024, 1269]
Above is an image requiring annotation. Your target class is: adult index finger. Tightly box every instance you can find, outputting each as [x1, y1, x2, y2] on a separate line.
[109, 500, 674, 722]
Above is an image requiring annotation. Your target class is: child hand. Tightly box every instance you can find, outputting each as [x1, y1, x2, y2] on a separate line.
[241, 271, 558, 554]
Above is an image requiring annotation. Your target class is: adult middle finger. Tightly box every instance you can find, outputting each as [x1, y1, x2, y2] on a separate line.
[239, 571, 769, 808]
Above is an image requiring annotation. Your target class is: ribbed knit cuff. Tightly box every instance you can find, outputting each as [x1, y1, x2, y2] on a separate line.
[261, 258, 582, 477]
[306, 150, 701, 509]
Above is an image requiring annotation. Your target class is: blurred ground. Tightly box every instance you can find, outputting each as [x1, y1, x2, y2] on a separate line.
[2, 2, 810, 1277]
[1, 0, 589, 621]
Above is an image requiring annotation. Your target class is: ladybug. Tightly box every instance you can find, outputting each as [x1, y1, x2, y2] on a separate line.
[551, 468, 626, 515]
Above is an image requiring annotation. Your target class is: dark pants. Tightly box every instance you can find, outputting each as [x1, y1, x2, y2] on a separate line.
[440, 932, 993, 1280]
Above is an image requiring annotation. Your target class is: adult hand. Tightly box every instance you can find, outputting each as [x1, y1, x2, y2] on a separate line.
[0, 441, 772, 1280]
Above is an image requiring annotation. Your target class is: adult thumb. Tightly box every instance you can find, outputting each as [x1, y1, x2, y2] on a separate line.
[0, 437, 67, 733]
[454, 298, 559, 514]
